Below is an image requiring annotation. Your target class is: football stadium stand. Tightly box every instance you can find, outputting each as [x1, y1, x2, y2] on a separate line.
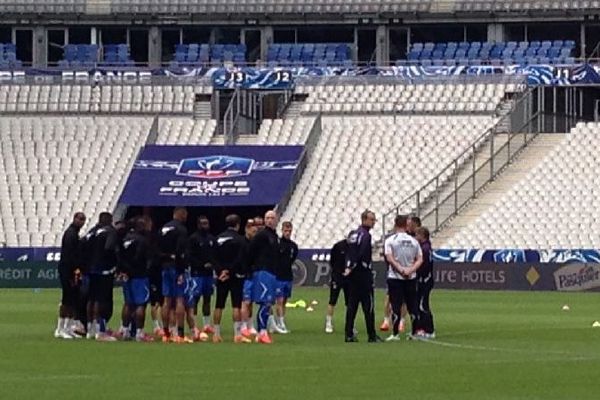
[442, 122, 600, 250]
[0, 116, 153, 247]
[280, 115, 499, 247]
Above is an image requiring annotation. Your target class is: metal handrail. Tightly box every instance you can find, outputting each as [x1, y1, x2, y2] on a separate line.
[380, 83, 535, 238]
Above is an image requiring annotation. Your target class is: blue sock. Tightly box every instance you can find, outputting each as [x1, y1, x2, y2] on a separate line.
[99, 318, 106, 333]
[257, 304, 270, 331]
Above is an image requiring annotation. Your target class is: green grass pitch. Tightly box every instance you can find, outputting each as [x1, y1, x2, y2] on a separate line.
[0, 288, 599, 400]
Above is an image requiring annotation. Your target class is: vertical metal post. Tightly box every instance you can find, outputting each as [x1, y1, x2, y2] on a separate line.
[472, 144, 476, 196]
[416, 191, 420, 217]
[490, 132, 494, 178]
[453, 159, 458, 214]
[435, 176, 440, 231]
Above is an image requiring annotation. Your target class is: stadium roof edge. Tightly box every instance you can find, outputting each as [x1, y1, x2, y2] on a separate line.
[0, 12, 593, 26]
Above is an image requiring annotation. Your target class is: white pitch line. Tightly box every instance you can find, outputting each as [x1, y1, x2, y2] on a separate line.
[0, 374, 98, 383]
[420, 337, 598, 358]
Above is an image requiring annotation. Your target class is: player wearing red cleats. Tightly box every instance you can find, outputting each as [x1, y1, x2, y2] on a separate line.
[255, 331, 273, 344]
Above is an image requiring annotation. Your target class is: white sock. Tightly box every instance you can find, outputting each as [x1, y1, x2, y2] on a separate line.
[152, 320, 161, 330]
[400, 317, 405, 324]
[64, 318, 72, 331]
[326, 315, 333, 324]
[57, 317, 65, 331]
[384, 317, 390, 324]
[267, 315, 275, 327]
[241, 321, 248, 330]
[233, 322, 241, 336]
[278, 317, 285, 327]
[169, 326, 176, 336]
[249, 320, 256, 331]
[86, 322, 93, 333]
[259, 329, 267, 336]
[202, 316, 211, 327]
[136, 328, 143, 338]
[214, 324, 221, 336]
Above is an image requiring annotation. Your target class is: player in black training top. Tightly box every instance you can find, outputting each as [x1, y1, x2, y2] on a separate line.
[119, 217, 154, 342]
[83, 212, 119, 341]
[212, 214, 251, 343]
[325, 238, 349, 334]
[158, 207, 189, 343]
[185, 215, 216, 342]
[274, 221, 298, 334]
[55, 212, 86, 339]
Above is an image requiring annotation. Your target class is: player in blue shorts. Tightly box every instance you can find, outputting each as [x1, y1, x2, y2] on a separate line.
[240, 218, 258, 338]
[158, 207, 190, 343]
[119, 217, 154, 342]
[185, 215, 216, 341]
[273, 221, 298, 334]
[247, 210, 280, 344]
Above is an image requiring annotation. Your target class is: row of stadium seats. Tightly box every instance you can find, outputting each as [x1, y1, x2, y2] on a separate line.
[266, 43, 352, 67]
[405, 41, 575, 66]
[456, 0, 600, 12]
[444, 122, 600, 250]
[0, 117, 153, 247]
[297, 83, 521, 114]
[156, 117, 217, 145]
[2, 0, 598, 16]
[0, 43, 22, 69]
[0, 0, 86, 14]
[280, 115, 498, 247]
[171, 43, 247, 67]
[255, 117, 315, 145]
[109, 0, 430, 15]
[0, 84, 210, 114]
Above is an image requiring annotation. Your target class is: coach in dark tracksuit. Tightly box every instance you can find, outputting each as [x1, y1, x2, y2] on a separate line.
[416, 227, 435, 336]
[344, 210, 381, 343]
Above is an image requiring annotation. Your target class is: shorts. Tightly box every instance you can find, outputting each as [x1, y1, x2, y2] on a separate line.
[186, 276, 215, 307]
[328, 278, 349, 307]
[149, 272, 163, 306]
[59, 269, 78, 308]
[123, 278, 150, 306]
[275, 279, 293, 299]
[251, 270, 277, 305]
[242, 277, 253, 302]
[161, 267, 187, 298]
[89, 274, 114, 304]
[215, 277, 243, 309]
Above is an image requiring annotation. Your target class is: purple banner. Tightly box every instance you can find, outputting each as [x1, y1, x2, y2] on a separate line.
[119, 145, 304, 206]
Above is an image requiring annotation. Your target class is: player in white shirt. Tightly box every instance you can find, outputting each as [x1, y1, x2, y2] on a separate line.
[383, 215, 423, 341]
